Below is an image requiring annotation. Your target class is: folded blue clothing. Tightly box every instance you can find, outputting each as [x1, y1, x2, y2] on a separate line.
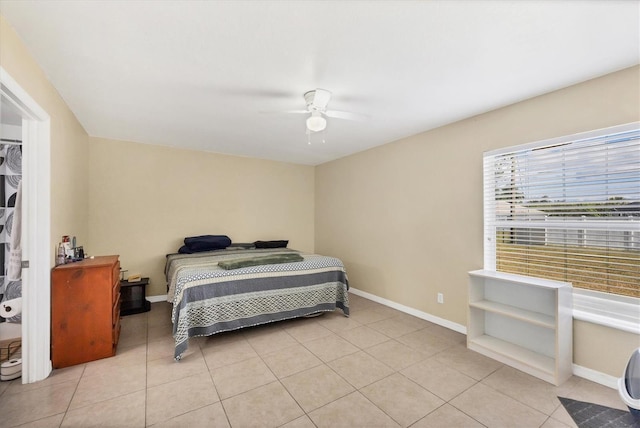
[178, 245, 195, 254]
[184, 235, 231, 252]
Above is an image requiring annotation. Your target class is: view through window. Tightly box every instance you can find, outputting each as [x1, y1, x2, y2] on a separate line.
[483, 124, 639, 298]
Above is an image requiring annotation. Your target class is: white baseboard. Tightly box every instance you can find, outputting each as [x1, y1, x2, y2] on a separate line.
[348, 287, 467, 335]
[148, 294, 168, 303]
[572, 364, 619, 390]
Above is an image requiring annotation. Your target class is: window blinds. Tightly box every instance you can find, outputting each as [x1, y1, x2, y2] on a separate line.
[483, 123, 640, 297]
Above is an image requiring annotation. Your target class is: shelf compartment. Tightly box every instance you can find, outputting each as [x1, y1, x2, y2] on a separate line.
[468, 335, 556, 384]
[469, 300, 555, 329]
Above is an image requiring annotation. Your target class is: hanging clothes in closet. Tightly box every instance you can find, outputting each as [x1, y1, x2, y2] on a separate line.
[0, 140, 22, 322]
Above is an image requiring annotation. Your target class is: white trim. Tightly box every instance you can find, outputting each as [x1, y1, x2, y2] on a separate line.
[1, 67, 52, 384]
[147, 294, 168, 303]
[573, 364, 619, 390]
[348, 287, 467, 334]
[572, 288, 640, 335]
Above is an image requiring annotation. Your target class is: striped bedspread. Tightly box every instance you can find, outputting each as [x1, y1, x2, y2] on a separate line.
[165, 248, 350, 359]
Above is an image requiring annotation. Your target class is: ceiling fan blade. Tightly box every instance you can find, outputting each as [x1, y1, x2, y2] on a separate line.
[324, 110, 369, 121]
[283, 109, 311, 114]
[259, 109, 309, 115]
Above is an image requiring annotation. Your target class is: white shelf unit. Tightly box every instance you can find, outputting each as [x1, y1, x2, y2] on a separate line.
[467, 269, 573, 385]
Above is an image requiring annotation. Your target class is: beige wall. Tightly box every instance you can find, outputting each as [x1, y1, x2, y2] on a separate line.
[315, 65, 640, 377]
[573, 320, 638, 379]
[87, 137, 315, 296]
[0, 15, 90, 265]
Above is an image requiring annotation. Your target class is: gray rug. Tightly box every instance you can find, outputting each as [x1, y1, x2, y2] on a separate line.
[558, 396, 639, 428]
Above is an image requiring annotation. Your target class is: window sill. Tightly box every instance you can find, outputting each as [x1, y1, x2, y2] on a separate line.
[572, 288, 639, 334]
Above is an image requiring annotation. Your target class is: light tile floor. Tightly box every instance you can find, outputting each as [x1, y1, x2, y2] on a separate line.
[0, 293, 627, 427]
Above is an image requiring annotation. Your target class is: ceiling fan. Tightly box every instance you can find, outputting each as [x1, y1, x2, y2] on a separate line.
[284, 89, 366, 133]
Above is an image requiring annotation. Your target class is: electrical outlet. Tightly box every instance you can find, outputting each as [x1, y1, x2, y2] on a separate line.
[437, 293, 444, 304]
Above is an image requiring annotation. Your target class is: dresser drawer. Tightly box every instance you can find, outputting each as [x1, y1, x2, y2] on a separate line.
[112, 292, 121, 325]
[112, 279, 120, 305]
[112, 262, 120, 304]
[113, 316, 121, 346]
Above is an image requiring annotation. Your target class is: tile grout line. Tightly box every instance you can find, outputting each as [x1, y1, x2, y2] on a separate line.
[199, 333, 233, 428]
[58, 359, 88, 427]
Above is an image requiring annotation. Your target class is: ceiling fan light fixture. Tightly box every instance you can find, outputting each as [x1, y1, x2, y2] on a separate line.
[306, 111, 327, 132]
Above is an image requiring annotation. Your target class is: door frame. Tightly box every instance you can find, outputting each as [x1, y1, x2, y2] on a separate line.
[1, 66, 52, 383]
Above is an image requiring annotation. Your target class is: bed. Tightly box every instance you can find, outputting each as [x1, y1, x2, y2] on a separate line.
[165, 247, 350, 359]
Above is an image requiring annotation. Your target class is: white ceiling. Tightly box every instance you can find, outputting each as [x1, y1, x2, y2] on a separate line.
[1, 1, 638, 165]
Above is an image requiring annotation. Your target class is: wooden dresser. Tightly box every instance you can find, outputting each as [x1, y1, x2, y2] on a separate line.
[51, 255, 121, 368]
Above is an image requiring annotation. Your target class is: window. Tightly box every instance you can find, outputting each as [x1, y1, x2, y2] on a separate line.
[483, 123, 639, 298]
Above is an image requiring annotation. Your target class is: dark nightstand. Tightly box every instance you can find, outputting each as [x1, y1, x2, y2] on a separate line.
[120, 277, 151, 316]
